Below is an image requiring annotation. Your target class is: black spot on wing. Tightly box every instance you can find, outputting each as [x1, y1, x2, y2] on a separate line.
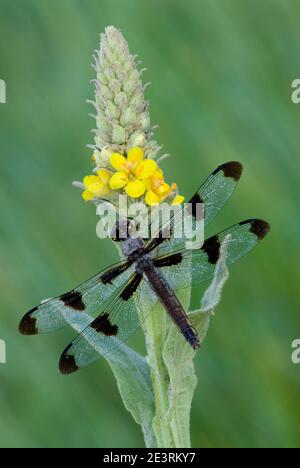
[99, 262, 130, 285]
[240, 219, 270, 240]
[60, 290, 85, 311]
[212, 161, 243, 181]
[19, 307, 38, 335]
[120, 273, 143, 301]
[188, 192, 204, 220]
[59, 344, 79, 375]
[91, 313, 118, 336]
[201, 235, 221, 264]
[154, 252, 183, 268]
[222, 161, 243, 181]
[188, 192, 203, 205]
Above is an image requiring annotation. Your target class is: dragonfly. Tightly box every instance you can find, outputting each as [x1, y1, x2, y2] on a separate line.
[19, 161, 270, 374]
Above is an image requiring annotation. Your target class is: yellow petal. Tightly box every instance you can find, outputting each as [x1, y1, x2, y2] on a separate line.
[125, 180, 146, 198]
[110, 153, 127, 171]
[151, 170, 164, 190]
[127, 147, 144, 164]
[135, 159, 157, 180]
[156, 182, 171, 196]
[109, 171, 128, 189]
[151, 167, 164, 183]
[83, 174, 100, 188]
[145, 190, 160, 206]
[144, 178, 152, 190]
[88, 182, 110, 197]
[97, 169, 111, 184]
[171, 195, 185, 205]
[153, 167, 164, 179]
[82, 190, 94, 201]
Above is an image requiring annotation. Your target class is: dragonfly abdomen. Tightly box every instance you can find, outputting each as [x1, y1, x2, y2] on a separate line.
[181, 324, 200, 350]
[144, 266, 200, 350]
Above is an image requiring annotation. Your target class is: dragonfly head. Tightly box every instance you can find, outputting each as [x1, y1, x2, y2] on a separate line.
[110, 220, 143, 257]
[110, 218, 135, 241]
[110, 218, 143, 241]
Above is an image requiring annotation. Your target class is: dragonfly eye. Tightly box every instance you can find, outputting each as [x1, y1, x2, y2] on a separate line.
[128, 219, 140, 237]
[110, 218, 132, 241]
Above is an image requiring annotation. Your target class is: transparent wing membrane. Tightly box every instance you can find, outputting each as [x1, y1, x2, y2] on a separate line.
[59, 273, 159, 373]
[154, 219, 270, 292]
[19, 260, 132, 335]
[145, 161, 243, 256]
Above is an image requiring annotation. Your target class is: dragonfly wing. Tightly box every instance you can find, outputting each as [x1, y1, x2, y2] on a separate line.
[59, 272, 159, 374]
[19, 260, 133, 335]
[153, 219, 270, 291]
[145, 161, 243, 256]
[196, 161, 243, 226]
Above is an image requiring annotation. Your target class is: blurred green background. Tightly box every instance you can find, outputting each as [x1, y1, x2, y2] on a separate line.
[0, 0, 300, 448]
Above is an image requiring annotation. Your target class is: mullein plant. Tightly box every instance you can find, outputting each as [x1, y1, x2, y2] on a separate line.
[72, 26, 229, 448]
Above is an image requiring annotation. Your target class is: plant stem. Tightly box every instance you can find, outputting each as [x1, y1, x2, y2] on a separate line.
[142, 302, 174, 447]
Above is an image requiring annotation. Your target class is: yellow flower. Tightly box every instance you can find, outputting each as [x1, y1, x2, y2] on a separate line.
[109, 147, 157, 198]
[144, 168, 184, 206]
[82, 169, 111, 201]
[171, 195, 185, 206]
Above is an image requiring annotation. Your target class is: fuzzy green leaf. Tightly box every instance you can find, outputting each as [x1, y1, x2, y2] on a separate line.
[162, 297, 210, 448]
[137, 280, 173, 447]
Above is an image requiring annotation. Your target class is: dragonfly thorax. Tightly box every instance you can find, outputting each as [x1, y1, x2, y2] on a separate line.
[121, 235, 145, 259]
[121, 235, 153, 273]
